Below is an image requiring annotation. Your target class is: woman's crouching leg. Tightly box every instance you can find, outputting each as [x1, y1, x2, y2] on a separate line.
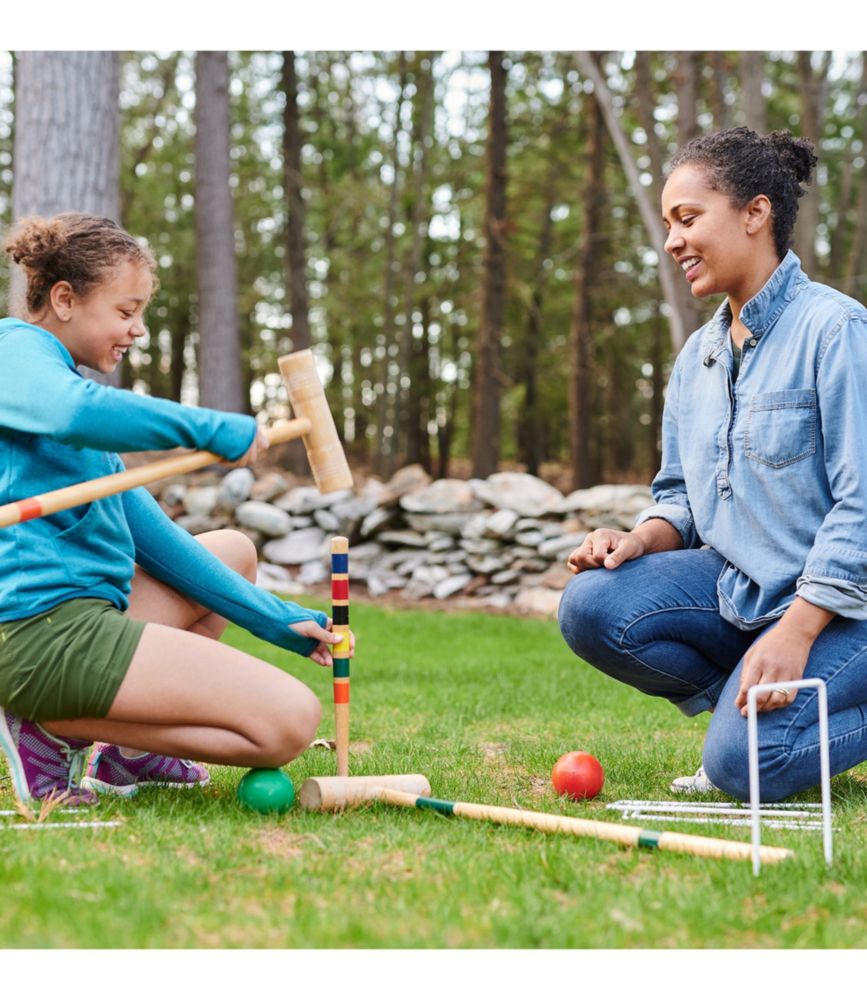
[558, 550, 746, 715]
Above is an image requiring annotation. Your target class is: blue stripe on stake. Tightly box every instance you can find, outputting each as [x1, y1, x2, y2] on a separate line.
[331, 554, 349, 574]
[415, 796, 456, 816]
[637, 830, 662, 849]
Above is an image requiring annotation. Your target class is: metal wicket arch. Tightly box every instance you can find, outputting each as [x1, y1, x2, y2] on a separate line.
[747, 677, 832, 875]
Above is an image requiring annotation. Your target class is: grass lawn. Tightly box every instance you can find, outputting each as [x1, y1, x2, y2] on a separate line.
[2, 596, 866, 950]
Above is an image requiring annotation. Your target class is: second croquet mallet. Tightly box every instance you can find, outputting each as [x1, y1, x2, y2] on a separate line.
[331, 536, 351, 777]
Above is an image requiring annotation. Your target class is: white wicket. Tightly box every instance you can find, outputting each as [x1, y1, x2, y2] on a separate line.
[747, 677, 833, 875]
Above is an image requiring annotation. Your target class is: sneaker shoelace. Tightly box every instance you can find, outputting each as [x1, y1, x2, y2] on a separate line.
[64, 746, 90, 793]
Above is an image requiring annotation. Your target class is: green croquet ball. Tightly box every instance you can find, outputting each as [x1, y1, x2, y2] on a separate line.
[237, 768, 296, 814]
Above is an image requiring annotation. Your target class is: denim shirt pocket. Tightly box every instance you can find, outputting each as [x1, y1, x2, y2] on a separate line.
[744, 388, 817, 468]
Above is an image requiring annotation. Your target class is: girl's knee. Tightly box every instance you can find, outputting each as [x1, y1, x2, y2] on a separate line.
[200, 529, 259, 582]
[256, 686, 321, 766]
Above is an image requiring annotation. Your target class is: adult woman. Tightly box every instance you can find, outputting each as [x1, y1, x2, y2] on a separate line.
[558, 127, 867, 800]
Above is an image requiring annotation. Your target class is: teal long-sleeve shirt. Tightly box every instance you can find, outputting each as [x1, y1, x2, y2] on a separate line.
[0, 319, 327, 656]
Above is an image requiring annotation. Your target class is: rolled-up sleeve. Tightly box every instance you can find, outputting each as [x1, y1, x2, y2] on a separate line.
[634, 356, 700, 549]
[796, 315, 867, 618]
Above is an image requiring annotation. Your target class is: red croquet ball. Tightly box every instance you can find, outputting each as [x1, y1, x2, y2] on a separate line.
[551, 751, 605, 800]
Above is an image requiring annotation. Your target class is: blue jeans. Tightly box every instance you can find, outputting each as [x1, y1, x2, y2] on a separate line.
[558, 549, 867, 801]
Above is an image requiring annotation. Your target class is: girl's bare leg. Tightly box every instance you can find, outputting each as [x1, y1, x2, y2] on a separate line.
[44, 530, 322, 766]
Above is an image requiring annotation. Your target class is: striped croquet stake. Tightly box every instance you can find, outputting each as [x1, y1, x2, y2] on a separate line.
[331, 536, 351, 777]
[372, 787, 794, 865]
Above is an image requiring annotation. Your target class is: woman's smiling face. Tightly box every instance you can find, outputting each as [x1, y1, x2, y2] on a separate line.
[661, 163, 765, 303]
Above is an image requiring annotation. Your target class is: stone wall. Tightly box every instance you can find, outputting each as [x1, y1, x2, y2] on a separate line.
[155, 464, 653, 618]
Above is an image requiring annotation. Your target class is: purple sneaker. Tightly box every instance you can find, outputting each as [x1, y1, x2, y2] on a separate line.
[0, 709, 97, 807]
[82, 744, 210, 797]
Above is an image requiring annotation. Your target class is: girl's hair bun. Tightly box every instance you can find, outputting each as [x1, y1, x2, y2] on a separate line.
[2, 212, 157, 315]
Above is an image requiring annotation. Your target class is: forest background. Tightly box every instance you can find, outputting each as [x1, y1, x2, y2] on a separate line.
[0, 45, 864, 490]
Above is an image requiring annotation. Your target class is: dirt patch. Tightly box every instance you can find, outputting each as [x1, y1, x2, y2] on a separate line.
[256, 828, 326, 858]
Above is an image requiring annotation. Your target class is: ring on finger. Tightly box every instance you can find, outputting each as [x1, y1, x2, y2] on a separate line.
[773, 686, 792, 697]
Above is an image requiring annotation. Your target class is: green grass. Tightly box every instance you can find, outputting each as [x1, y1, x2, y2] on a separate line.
[2, 597, 866, 948]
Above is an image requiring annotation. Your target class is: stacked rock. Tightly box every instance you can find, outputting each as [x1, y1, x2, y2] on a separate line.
[154, 463, 653, 618]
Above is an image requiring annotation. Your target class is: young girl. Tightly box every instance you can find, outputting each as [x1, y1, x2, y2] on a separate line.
[0, 212, 352, 807]
[559, 128, 867, 801]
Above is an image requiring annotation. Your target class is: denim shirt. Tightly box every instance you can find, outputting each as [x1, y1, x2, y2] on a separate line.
[636, 251, 867, 629]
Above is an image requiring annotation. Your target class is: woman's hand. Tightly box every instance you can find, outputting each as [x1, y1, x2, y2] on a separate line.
[735, 598, 834, 716]
[290, 618, 356, 668]
[734, 626, 810, 716]
[567, 529, 647, 574]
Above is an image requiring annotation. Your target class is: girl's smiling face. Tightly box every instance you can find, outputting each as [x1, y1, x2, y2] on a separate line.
[661, 163, 775, 310]
[51, 260, 153, 373]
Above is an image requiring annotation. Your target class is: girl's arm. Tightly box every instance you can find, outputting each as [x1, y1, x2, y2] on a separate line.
[122, 485, 330, 658]
[0, 324, 256, 460]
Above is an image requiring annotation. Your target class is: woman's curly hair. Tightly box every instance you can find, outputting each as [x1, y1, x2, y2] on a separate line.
[668, 127, 818, 259]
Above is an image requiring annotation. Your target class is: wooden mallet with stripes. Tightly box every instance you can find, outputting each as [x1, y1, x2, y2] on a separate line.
[299, 780, 793, 865]
[0, 348, 352, 529]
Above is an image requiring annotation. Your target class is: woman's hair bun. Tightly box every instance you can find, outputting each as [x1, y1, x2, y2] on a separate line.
[767, 130, 818, 186]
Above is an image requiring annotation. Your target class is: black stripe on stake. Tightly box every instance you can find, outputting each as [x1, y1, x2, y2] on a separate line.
[332, 605, 349, 626]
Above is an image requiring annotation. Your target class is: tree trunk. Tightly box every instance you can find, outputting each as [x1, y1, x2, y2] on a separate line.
[794, 51, 831, 276]
[194, 51, 244, 413]
[676, 52, 700, 146]
[740, 52, 767, 134]
[517, 193, 554, 477]
[569, 63, 606, 490]
[282, 51, 311, 353]
[843, 54, 867, 299]
[11, 51, 121, 385]
[398, 54, 434, 468]
[576, 51, 689, 353]
[470, 51, 508, 478]
[633, 53, 703, 346]
[280, 51, 314, 471]
[649, 304, 665, 476]
[374, 54, 408, 478]
[709, 53, 734, 130]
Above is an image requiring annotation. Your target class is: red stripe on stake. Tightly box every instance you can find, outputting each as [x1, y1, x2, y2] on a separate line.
[331, 578, 349, 601]
[333, 682, 350, 704]
[16, 498, 44, 522]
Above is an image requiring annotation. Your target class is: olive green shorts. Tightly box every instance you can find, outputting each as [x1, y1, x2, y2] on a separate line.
[0, 599, 146, 722]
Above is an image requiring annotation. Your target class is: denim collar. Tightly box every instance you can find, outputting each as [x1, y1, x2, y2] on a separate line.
[700, 250, 807, 364]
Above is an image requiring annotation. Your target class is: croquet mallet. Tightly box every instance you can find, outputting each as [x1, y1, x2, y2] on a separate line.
[300, 780, 793, 865]
[0, 348, 352, 528]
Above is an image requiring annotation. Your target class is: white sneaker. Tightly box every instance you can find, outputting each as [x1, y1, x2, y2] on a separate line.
[670, 765, 717, 794]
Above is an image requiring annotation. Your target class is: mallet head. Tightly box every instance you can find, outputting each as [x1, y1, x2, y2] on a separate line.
[299, 774, 431, 812]
[278, 350, 353, 494]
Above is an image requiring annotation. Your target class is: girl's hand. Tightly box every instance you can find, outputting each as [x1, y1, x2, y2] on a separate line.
[235, 428, 270, 468]
[290, 618, 356, 668]
[734, 627, 810, 716]
[567, 529, 647, 574]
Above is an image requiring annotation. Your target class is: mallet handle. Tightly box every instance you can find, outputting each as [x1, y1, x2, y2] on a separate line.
[331, 536, 351, 777]
[0, 418, 311, 529]
[373, 788, 793, 865]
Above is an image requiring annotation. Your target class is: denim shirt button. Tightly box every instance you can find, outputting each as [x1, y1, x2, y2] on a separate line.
[748, 338, 757, 347]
